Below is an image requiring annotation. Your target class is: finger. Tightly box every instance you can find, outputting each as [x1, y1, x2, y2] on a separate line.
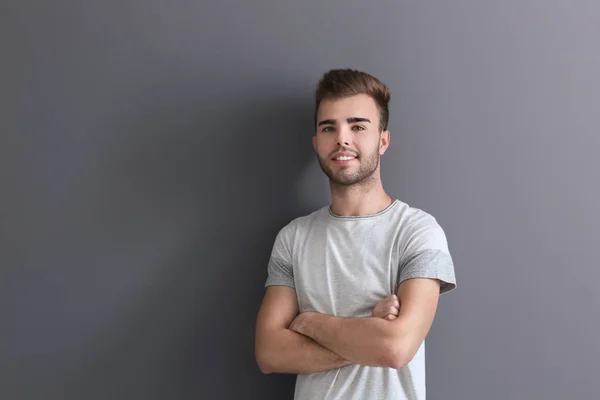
[385, 314, 397, 321]
[373, 308, 386, 318]
[387, 306, 399, 316]
[383, 298, 396, 308]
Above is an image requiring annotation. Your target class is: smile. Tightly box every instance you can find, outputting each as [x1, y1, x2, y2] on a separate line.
[334, 156, 356, 161]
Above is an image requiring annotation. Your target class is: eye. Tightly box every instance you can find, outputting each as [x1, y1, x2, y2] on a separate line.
[322, 126, 335, 132]
[352, 125, 365, 131]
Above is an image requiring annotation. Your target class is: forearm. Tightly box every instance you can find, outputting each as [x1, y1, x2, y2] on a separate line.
[256, 328, 352, 374]
[294, 313, 406, 368]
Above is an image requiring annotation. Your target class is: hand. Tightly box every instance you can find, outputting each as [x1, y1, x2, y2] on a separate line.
[289, 312, 314, 334]
[372, 294, 400, 321]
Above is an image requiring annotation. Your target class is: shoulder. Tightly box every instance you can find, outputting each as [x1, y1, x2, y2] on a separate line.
[406, 203, 443, 231]
[391, 200, 450, 252]
[274, 205, 329, 241]
[389, 199, 441, 228]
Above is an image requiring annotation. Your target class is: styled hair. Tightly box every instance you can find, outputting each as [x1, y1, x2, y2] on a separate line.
[315, 68, 391, 131]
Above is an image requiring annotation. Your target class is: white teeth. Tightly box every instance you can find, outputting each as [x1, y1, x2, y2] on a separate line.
[335, 156, 355, 161]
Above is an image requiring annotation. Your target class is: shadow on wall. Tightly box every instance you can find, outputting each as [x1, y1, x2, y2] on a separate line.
[60, 89, 317, 399]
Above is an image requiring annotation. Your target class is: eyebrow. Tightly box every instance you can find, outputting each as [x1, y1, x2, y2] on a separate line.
[317, 117, 371, 126]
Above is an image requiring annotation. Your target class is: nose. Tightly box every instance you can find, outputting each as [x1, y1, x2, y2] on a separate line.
[335, 125, 352, 146]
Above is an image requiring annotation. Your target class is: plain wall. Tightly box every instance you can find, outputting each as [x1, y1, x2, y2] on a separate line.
[1, 1, 599, 399]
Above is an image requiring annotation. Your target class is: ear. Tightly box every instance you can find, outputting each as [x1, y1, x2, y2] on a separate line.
[379, 130, 390, 155]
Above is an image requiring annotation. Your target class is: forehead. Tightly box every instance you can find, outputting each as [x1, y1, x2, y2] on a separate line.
[317, 94, 379, 122]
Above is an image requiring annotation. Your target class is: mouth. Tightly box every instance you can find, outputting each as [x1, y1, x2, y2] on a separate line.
[331, 153, 358, 165]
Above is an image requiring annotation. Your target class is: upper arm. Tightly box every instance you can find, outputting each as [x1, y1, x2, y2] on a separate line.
[254, 285, 299, 371]
[393, 213, 456, 337]
[396, 214, 456, 295]
[393, 277, 441, 356]
[390, 214, 457, 363]
[258, 224, 298, 333]
[256, 285, 299, 332]
[255, 285, 299, 365]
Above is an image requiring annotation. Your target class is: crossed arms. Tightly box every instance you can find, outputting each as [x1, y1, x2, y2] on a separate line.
[254, 277, 441, 374]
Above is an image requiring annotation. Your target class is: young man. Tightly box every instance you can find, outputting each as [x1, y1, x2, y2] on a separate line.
[254, 69, 457, 399]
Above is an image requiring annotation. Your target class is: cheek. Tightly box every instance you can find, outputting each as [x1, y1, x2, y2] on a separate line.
[359, 142, 381, 159]
[356, 138, 377, 152]
[315, 136, 334, 151]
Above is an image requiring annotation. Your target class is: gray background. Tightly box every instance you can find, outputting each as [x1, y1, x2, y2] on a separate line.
[1, 1, 598, 399]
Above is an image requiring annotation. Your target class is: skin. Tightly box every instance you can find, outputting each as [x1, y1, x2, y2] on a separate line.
[312, 93, 393, 217]
[372, 294, 401, 321]
[255, 93, 441, 373]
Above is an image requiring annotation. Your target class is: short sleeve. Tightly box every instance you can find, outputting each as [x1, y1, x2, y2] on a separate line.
[264, 225, 295, 289]
[397, 214, 457, 294]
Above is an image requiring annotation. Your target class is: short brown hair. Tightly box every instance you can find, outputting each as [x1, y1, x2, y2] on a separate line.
[315, 69, 391, 131]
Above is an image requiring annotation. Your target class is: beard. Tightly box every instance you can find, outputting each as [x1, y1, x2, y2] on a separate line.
[317, 147, 380, 187]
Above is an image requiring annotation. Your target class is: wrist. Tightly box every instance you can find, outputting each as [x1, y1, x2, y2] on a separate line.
[297, 312, 317, 336]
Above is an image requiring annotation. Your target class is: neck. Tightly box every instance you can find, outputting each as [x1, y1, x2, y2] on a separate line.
[329, 177, 393, 217]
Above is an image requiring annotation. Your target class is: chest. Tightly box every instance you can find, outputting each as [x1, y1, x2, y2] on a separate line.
[292, 222, 402, 317]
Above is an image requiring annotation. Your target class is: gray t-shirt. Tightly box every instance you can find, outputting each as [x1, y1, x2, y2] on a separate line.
[265, 199, 457, 400]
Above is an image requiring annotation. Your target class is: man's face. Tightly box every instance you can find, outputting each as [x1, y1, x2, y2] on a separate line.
[313, 94, 389, 186]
